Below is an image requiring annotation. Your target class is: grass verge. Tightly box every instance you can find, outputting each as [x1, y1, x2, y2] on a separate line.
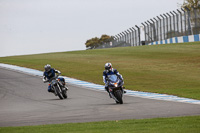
[0, 42, 200, 99]
[0, 116, 200, 133]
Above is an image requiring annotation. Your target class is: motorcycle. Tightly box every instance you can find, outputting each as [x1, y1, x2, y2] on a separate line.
[48, 76, 68, 99]
[107, 75, 124, 104]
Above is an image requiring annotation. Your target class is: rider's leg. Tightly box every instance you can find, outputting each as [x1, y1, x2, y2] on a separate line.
[48, 84, 54, 92]
[59, 77, 68, 90]
[105, 86, 112, 98]
[105, 86, 109, 93]
[63, 82, 68, 90]
[121, 86, 126, 93]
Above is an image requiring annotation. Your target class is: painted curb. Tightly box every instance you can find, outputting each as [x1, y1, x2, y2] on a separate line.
[149, 34, 200, 45]
[0, 63, 200, 105]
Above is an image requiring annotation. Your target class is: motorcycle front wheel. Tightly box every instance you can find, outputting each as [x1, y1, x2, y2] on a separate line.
[62, 89, 67, 99]
[55, 85, 63, 99]
[115, 90, 123, 104]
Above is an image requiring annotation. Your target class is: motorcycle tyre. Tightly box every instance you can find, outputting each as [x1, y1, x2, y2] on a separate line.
[116, 101, 120, 104]
[115, 90, 123, 104]
[55, 86, 63, 99]
[62, 89, 67, 99]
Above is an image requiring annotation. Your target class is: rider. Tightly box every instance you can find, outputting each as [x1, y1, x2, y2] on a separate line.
[43, 64, 68, 93]
[103, 63, 126, 97]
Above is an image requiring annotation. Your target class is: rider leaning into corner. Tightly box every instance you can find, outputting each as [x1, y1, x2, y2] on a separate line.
[43, 64, 68, 93]
[103, 63, 126, 98]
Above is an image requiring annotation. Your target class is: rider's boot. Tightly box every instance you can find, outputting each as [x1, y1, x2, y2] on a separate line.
[63, 83, 68, 91]
[105, 87, 112, 98]
[48, 87, 54, 93]
[62, 85, 68, 91]
[65, 86, 69, 91]
[108, 92, 112, 98]
[49, 89, 57, 96]
[54, 92, 57, 96]
[122, 86, 126, 93]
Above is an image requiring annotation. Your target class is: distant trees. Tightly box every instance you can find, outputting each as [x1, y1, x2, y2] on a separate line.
[85, 34, 112, 49]
[85, 37, 99, 49]
[99, 34, 111, 43]
[182, 0, 200, 9]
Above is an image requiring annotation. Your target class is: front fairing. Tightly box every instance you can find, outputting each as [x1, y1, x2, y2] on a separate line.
[50, 79, 58, 86]
[108, 75, 123, 89]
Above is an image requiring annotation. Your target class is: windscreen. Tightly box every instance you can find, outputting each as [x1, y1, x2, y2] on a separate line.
[108, 75, 118, 82]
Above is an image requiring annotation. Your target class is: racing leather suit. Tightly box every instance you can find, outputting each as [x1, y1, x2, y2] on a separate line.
[43, 68, 61, 92]
[103, 68, 123, 93]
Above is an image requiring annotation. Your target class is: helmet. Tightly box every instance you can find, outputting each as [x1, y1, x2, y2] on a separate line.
[44, 64, 51, 72]
[105, 63, 112, 71]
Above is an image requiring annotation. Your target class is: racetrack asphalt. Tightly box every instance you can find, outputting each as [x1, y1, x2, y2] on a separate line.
[0, 67, 200, 127]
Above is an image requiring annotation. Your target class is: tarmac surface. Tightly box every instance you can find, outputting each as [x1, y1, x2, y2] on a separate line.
[0, 67, 200, 127]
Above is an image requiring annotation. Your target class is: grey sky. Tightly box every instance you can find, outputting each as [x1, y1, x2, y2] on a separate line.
[0, 0, 183, 57]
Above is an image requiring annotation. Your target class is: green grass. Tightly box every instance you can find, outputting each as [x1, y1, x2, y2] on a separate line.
[0, 42, 200, 132]
[0, 42, 200, 99]
[0, 116, 200, 133]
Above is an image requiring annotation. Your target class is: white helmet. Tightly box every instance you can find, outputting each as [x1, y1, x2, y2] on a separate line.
[44, 64, 51, 72]
[105, 63, 112, 71]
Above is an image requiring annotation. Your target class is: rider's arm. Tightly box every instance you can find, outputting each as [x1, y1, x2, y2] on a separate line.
[114, 69, 123, 80]
[43, 76, 48, 83]
[55, 70, 61, 74]
[43, 73, 49, 83]
[103, 71, 107, 84]
[55, 69, 61, 75]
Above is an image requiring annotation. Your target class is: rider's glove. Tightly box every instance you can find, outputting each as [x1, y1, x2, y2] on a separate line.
[105, 81, 109, 86]
[43, 79, 49, 83]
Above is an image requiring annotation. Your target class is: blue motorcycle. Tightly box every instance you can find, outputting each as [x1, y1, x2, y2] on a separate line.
[107, 75, 124, 104]
[48, 75, 67, 99]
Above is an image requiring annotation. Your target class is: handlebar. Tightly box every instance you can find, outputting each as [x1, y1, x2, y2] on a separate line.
[46, 74, 60, 83]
